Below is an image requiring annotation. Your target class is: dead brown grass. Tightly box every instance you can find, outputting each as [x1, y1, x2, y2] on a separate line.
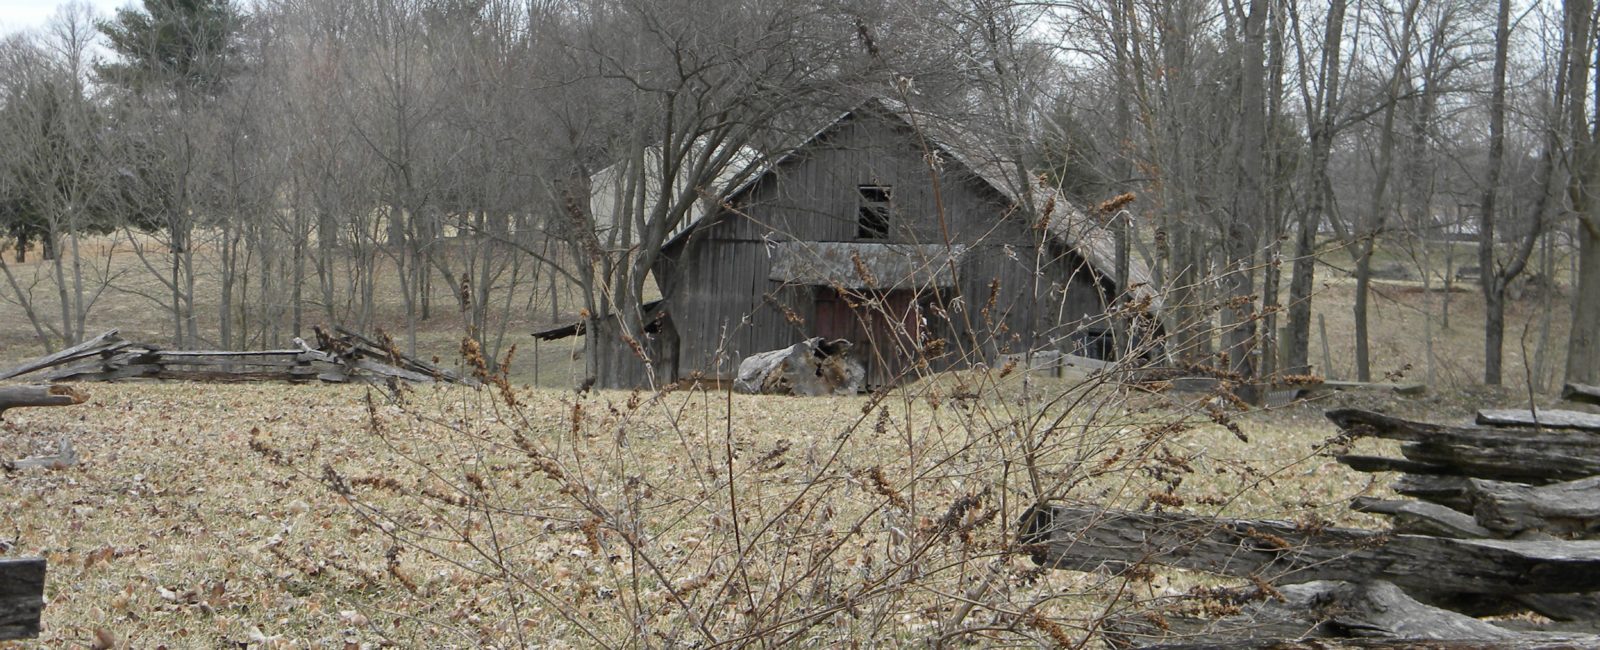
[0, 375, 1436, 648]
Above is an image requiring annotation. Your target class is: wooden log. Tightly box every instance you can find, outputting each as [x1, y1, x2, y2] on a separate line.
[1350, 497, 1492, 539]
[350, 359, 434, 383]
[145, 369, 310, 382]
[1140, 638, 1593, 649]
[37, 349, 153, 381]
[1469, 476, 1600, 538]
[0, 385, 88, 418]
[153, 349, 304, 358]
[150, 351, 304, 368]
[1476, 408, 1600, 432]
[1393, 475, 1475, 512]
[1018, 504, 1600, 594]
[1328, 409, 1600, 483]
[0, 557, 44, 640]
[334, 326, 469, 383]
[1337, 455, 1459, 476]
[1511, 593, 1600, 624]
[1563, 383, 1600, 406]
[1111, 581, 1595, 650]
[1305, 380, 1427, 396]
[153, 358, 304, 368]
[0, 329, 121, 379]
[45, 362, 161, 382]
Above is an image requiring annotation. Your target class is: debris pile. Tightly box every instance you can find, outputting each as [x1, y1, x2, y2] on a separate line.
[734, 337, 863, 396]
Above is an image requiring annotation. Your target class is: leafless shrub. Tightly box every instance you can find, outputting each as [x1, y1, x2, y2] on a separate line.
[268, 263, 1311, 648]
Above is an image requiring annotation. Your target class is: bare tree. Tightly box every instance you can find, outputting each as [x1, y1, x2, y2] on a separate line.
[540, 0, 861, 388]
[1564, 0, 1600, 385]
[0, 4, 118, 351]
[97, 0, 245, 348]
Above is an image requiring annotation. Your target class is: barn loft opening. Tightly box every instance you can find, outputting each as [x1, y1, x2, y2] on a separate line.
[857, 184, 891, 239]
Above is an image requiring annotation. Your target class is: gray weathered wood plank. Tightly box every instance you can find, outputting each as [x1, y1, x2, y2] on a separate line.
[1337, 454, 1459, 476]
[0, 329, 122, 380]
[1393, 474, 1475, 511]
[1477, 408, 1600, 432]
[0, 557, 45, 640]
[1019, 504, 1600, 594]
[1308, 380, 1428, 396]
[0, 385, 88, 418]
[1329, 409, 1600, 483]
[1563, 383, 1600, 406]
[1110, 580, 1600, 650]
[350, 359, 434, 383]
[1468, 476, 1600, 538]
[1350, 497, 1493, 539]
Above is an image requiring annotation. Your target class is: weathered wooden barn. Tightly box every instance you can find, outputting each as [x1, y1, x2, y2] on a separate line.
[557, 99, 1152, 388]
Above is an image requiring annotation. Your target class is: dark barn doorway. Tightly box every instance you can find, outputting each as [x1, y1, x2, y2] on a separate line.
[813, 288, 923, 388]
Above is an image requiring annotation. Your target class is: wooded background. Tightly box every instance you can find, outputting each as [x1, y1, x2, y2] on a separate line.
[0, 0, 1594, 390]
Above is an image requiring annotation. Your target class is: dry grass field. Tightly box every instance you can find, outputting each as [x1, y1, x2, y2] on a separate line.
[0, 236, 1578, 647]
[1, 379, 1431, 648]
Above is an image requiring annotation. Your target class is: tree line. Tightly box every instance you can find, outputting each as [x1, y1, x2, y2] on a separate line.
[0, 0, 1595, 390]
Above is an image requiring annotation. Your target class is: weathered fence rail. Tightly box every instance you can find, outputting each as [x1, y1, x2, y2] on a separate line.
[0, 327, 474, 386]
[1020, 394, 1600, 648]
[0, 558, 45, 640]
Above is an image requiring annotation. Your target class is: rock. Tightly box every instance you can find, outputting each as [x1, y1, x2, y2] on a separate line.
[734, 338, 864, 396]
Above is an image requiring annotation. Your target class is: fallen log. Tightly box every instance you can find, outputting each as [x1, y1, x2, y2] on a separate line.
[0, 329, 122, 380]
[1563, 383, 1600, 406]
[1476, 408, 1600, 432]
[1328, 409, 1600, 483]
[1019, 504, 1600, 594]
[1350, 497, 1492, 539]
[0, 557, 44, 640]
[1110, 581, 1595, 650]
[0, 385, 88, 418]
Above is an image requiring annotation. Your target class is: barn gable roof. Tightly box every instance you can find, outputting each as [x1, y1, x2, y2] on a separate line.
[646, 98, 1155, 304]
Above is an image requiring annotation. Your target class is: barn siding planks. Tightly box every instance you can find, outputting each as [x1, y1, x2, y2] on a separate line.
[653, 106, 1115, 384]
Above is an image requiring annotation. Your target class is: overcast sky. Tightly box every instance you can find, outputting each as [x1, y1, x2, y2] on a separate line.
[0, 0, 128, 36]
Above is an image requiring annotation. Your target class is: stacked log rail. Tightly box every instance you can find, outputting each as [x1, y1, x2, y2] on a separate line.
[1018, 400, 1600, 648]
[0, 328, 474, 385]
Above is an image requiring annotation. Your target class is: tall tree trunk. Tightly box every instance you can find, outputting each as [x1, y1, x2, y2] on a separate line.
[1572, 224, 1600, 384]
[50, 221, 73, 346]
[1479, 0, 1512, 385]
[1287, 0, 1347, 376]
[220, 222, 236, 350]
[1222, 0, 1268, 384]
[1352, 0, 1418, 382]
[1565, 0, 1600, 385]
